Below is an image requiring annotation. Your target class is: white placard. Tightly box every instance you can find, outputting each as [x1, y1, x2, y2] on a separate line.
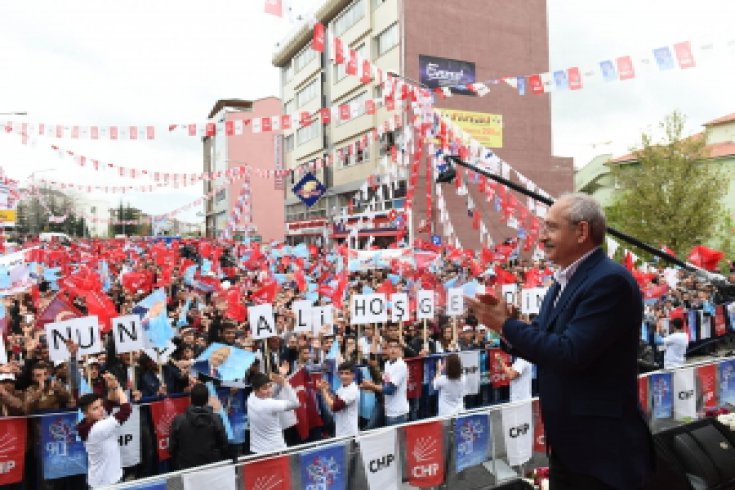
[292, 300, 313, 334]
[249, 303, 276, 339]
[502, 284, 518, 307]
[350, 294, 388, 325]
[390, 293, 409, 322]
[416, 290, 435, 320]
[446, 287, 464, 316]
[521, 287, 548, 315]
[115, 404, 141, 467]
[45, 315, 102, 363]
[312, 305, 334, 336]
[112, 315, 146, 354]
[143, 341, 177, 364]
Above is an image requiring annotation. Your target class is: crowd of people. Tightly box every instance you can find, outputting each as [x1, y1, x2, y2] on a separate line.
[0, 232, 733, 488]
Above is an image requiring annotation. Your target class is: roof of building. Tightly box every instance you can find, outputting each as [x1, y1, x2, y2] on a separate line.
[207, 99, 253, 120]
[610, 131, 735, 164]
[703, 112, 735, 126]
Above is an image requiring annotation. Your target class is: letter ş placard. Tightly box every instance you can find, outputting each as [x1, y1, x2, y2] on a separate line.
[416, 290, 435, 320]
[112, 315, 146, 354]
[446, 288, 464, 316]
[350, 294, 387, 325]
[390, 293, 409, 322]
[292, 300, 313, 334]
[248, 303, 276, 339]
[45, 315, 102, 363]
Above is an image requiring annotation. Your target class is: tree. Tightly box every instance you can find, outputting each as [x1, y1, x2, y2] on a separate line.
[606, 111, 726, 258]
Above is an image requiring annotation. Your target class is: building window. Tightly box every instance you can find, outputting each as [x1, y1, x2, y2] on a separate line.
[376, 23, 398, 56]
[297, 79, 318, 107]
[297, 123, 320, 145]
[284, 99, 295, 115]
[215, 189, 226, 203]
[338, 135, 370, 167]
[294, 43, 317, 73]
[336, 91, 368, 126]
[335, 43, 366, 82]
[334, 0, 365, 37]
[283, 63, 294, 83]
[284, 134, 295, 153]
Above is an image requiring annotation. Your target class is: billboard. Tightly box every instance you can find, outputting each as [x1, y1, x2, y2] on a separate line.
[419, 55, 476, 95]
[436, 109, 503, 148]
[0, 181, 20, 227]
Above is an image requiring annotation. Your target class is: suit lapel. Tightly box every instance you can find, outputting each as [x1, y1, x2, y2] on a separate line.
[546, 248, 605, 329]
[537, 281, 560, 327]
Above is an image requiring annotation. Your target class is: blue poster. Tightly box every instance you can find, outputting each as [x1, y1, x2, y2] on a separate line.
[217, 387, 248, 444]
[553, 70, 568, 90]
[651, 372, 673, 419]
[455, 413, 491, 473]
[719, 359, 735, 405]
[132, 288, 174, 349]
[299, 443, 347, 490]
[292, 172, 326, 208]
[654, 46, 675, 70]
[193, 342, 256, 381]
[599, 60, 617, 81]
[41, 413, 88, 480]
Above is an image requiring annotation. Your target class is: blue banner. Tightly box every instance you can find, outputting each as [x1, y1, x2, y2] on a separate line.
[41, 413, 88, 480]
[651, 372, 673, 419]
[217, 387, 248, 444]
[127, 481, 166, 490]
[193, 342, 256, 381]
[719, 359, 735, 405]
[455, 413, 490, 473]
[299, 443, 347, 490]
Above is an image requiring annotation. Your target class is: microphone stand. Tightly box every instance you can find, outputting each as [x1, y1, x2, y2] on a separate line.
[443, 155, 735, 302]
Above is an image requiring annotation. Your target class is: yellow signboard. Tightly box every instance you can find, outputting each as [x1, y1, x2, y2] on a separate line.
[436, 109, 503, 148]
[0, 209, 16, 226]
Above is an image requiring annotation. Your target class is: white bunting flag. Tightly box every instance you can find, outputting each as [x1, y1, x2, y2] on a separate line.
[501, 401, 534, 466]
[460, 350, 480, 395]
[673, 368, 697, 420]
[359, 429, 400, 490]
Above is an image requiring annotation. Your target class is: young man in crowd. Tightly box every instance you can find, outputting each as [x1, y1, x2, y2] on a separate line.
[77, 372, 132, 489]
[318, 361, 359, 437]
[360, 339, 409, 426]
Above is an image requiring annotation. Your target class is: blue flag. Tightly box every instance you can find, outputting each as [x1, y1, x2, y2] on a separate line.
[41, 413, 88, 479]
[299, 443, 347, 490]
[357, 366, 376, 420]
[651, 372, 673, 419]
[132, 288, 174, 349]
[455, 413, 491, 472]
[719, 359, 735, 405]
[193, 342, 256, 381]
[217, 387, 247, 444]
[177, 298, 191, 327]
[206, 382, 234, 441]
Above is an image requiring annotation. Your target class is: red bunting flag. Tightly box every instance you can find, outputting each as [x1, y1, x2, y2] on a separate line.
[406, 357, 424, 399]
[150, 396, 190, 461]
[616, 55, 635, 80]
[697, 364, 718, 409]
[489, 348, 511, 388]
[674, 41, 696, 69]
[714, 305, 727, 337]
[0, 418, 27, 485]
[532, 399, 546, 453]
[264, 0, 283, 17]
[638, 376, 649, 413]
[528, 74, 544, 95]
[405, 421, 444, 487]
[334, 37, 344, 64]
[567, 67, 582, 90]
[312, 22, 325, 52]
[243, 455, 291, 490]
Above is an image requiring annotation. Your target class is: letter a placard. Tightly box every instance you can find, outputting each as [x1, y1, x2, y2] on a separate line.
[112, 315, 146, 354]
[249, 303, 276, 339]
[45, 315, 102, 363]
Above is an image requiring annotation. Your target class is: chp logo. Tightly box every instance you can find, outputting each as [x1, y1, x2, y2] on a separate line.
[369, 453, 396, 473]
[304, 455, 340, 489]
[155, 411, 176, 451]
[678, 389, 695, 400]
[410, 436, 440, 479]
[0, 433, 18, 475]
[252, 474, 284, 490]
[46, 417, 76, 456]
[509, 423, 530, 439]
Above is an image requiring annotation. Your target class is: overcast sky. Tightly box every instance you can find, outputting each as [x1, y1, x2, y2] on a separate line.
[1, 0, 734, 222]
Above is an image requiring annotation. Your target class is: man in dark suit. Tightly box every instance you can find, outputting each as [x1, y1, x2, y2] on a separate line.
[468, 193, 654, 490]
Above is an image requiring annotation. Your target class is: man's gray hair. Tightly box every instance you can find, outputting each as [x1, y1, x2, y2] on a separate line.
[560, 192, 606, 245]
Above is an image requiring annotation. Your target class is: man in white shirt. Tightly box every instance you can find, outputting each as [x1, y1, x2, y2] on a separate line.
[360, 339, 408, 426]
[247, 362, 301, 454]
[77, 373, 132, 489]
[498, 355, 533, 401]
[660, 317, 689, 369]
[318, 361, 359, 436]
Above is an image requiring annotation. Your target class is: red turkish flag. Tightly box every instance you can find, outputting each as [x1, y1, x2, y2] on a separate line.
[638, 376, 649, 413]
[0, 418, 27, 485]
[288, 368, 323, 440]
[150, 396, 190, 461]
[489, 348, 511, 388]
[697, 364, 718, 409]
[532, 399, 546, 453]
[616, 55, 635, 80]
[528, 74, 544, 95]
[243, 455, 291, 490]
[567, 67, 583, 90]
[312, 22, 325, 52]
[264, 0, 283, 17]
[405, 421, 444, 487]
[688, 245, 724, 271]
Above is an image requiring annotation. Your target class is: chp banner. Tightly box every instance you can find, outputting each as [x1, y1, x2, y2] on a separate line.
[673, 368, 697, 421]
[454, 413, 490, 473]
[115, 404, 141, 467]
[405, 421, 445, 487]
[359, 428, 400, 490]
[150, 396, 190, 461]
[243, 455, 291, 490]
[501, 401, 534, 466]
[40, 413, 88, 480]
[298, 442, 347, 490]
[697, 364, 718, 410]
[0, 418, 26, 486]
